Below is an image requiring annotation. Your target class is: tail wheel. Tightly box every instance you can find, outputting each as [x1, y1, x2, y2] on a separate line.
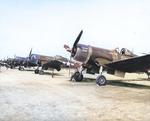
[96, 75, 107, 86]
[74, 71, 83, 82]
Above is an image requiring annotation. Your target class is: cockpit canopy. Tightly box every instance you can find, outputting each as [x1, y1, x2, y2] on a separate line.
[120, 48, 137, 57]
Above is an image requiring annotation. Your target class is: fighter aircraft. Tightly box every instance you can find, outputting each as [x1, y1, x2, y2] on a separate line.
[14, 56, 37, 70]
[10, 56, 27, 69]
[0, 59, 6, 67]
[5, 54, 37, 70]
[5, 58, 14, 68]
[27, 51, 69, 77]
[64, 30, 150, 86]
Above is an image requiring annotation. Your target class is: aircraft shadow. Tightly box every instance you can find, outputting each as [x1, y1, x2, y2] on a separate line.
[43, 72, 63, 77]
[83, 78, 150, 89]
[107, 80, 150, 89]
[23, 69, 35, 72]
[10, 68, 35, 72]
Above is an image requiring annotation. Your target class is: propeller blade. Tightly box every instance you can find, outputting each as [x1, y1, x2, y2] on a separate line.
[29, 48, 32, 60]
[73, 30, 83, 47]
[64, 45, 72, 52]
[27, 48, 32, 67]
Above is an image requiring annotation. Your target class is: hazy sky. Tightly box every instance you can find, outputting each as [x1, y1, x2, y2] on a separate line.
[0, 0, 150, 59]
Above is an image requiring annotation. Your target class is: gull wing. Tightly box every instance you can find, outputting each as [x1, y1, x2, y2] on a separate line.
[105, 54, 150, 73]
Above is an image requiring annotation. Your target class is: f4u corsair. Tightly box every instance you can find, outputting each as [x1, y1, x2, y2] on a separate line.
[64, 30, 150, 86]
[11, 56, 36, 70]
[26, 52, 68, 77]
[15, 49, 69, 77]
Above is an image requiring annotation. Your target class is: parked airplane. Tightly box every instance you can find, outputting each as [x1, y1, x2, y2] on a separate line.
[5, 54, 37, 70]
[7, 49, 69, 77]
[10, 56, 28, 69]
[16, 56, 37, 70]
[6, 58, 14, 68]
[64, 30, 150, 86]
[27, 51, 69, 77]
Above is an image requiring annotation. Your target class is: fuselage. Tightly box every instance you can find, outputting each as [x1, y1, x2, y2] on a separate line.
[72, 44, 112, 65]
[72, 44, 136, 67]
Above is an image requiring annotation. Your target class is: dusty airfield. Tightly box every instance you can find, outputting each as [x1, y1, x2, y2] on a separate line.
[0, 67, 150, 121]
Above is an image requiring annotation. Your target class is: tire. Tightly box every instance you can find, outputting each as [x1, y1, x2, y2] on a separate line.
[34, 69, 39, 74]
[39, 70, 44, 75]
[74, 72, 83, 82]
[96, 75, 107, 86]
[20, 67, 24, 71]
[11, 65, 14, 69]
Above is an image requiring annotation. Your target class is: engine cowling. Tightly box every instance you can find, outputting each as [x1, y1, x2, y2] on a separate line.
[73, 44, 90, 63]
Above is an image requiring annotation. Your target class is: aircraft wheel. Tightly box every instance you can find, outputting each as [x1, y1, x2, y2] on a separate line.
[74, 72, 83, 82]
[39, 70, 44, 75]
[20, 67, 24, 71]
[96, 75, 107, 86]
[11, 65, 14, 69]
[35, 69, 39, 74]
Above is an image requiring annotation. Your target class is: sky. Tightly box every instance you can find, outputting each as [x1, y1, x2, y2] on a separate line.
[0, 0, 150, 60]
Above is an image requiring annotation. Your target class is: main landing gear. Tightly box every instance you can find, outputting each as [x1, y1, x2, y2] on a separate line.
[96, 66, 107, 86]
[71, 66, 107, 86]
[70, 68, 84, 82]
[19, 66, 24, 71]
[73, 71, 83, 82]
[34, 69, 39, 74]
[96, 75, 107, 86]
[34, 67, 44, 75]
[35, 69, 45, 75]
[10, 65, 14, 69]
[34, 67, 54, 77]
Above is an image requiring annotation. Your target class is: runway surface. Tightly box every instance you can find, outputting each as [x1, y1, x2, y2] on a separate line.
[0, 67, 150, 121]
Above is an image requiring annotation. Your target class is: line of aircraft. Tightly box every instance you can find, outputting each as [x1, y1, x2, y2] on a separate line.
[1, 30, 150, 86]
[1, 49, 71, 77]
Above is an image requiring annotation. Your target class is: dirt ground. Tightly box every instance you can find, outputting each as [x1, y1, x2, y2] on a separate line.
[0, 67, 150, 121]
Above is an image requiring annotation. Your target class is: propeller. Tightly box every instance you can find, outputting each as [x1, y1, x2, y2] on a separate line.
[73, 30, 83, 47]
[27, 48, 32, 67]
[69, 30, 83, 75]
[29, 48, 32, 60]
